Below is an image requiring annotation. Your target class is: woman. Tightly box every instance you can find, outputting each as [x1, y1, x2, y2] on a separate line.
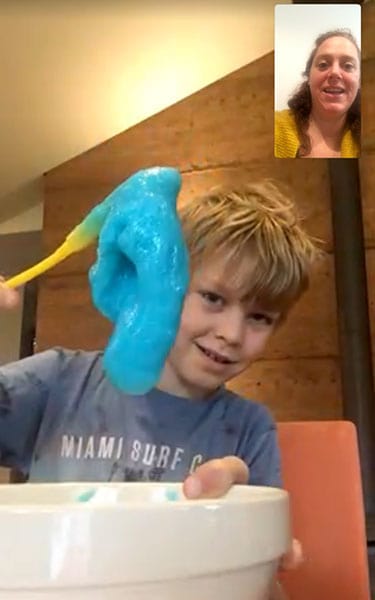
[275, 29, 360, 158]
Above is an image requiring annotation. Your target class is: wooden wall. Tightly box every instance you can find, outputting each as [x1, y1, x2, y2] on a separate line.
[361, 1, 375, 380]
[37, 3, 374, 423]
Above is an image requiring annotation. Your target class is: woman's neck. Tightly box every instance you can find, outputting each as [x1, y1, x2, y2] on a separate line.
[309, 109, 346, 145]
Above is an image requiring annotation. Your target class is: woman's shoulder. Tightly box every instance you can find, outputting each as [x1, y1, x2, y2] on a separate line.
[274, 109, 295, 127]
[274, 110, 299, 158]
[220, 388, 275, 428]
[341, 128, 360, 158]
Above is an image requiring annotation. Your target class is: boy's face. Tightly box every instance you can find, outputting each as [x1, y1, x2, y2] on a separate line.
[158, 253, 280, 399]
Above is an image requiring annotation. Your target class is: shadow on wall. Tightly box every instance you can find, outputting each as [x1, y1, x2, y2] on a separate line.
[0, 178, 43, 234]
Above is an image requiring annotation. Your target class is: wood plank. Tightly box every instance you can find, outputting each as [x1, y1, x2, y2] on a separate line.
[44, 162, 332, 240]
[362, 1, 375, 61]
[36, 252, 338, 361]
[178, 161, 332, 250]
[362, 58, 375, 156]
[41, 160, 333, 276]
[266, 253, 338, 359]
[0, 468, 9, 484]
[360, 156, 375, 248]
[227, 357, 342, 422]
[361, 2, 375, 154]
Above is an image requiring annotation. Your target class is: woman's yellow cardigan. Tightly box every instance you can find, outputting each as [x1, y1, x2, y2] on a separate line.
[274, 109, 359, 158]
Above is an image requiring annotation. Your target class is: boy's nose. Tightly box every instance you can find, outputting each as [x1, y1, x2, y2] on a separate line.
[216, 310, 244, 346]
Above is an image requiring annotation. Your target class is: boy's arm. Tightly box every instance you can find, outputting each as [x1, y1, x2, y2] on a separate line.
[0, 351, 61, 475]
[0, 280, 60, 475]
[242, 424, 282, 488]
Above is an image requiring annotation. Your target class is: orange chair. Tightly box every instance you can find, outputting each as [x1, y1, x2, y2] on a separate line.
[277, 421, 371, 600]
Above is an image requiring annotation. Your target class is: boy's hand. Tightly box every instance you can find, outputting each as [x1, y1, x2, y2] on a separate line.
[183, 456, 249, 498]
[0, 279, 20, 309]
[183, 456, 303, 572]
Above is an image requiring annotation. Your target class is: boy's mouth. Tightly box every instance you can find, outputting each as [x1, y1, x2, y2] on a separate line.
[195, 342, 235, 365]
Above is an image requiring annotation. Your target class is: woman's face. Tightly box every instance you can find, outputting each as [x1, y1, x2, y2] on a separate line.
[308, 36, 360, 118]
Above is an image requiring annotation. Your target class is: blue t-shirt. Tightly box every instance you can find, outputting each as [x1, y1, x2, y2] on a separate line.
[0, 348, 281, 486]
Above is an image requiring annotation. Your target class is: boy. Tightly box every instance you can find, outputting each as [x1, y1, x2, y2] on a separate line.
[0, 179, 312, 596]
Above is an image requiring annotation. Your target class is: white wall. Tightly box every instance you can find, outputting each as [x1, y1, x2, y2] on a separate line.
[274, 3, 361, 111]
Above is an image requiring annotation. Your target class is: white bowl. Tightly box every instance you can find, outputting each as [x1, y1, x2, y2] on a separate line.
[0, 482, 290, 599]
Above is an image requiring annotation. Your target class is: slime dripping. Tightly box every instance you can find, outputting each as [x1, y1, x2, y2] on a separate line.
[89, 167, 189, 395]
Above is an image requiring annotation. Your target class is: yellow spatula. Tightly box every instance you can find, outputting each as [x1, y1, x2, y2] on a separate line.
[5, 198, 110, 289]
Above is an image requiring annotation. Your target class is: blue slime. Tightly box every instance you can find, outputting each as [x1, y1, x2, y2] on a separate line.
[89, 167, 189, 395]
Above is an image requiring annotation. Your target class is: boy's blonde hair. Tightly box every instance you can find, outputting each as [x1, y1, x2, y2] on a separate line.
[178, 180, 319, 313]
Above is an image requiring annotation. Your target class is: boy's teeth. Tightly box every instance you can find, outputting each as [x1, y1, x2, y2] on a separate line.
[201, 346, 229, 364]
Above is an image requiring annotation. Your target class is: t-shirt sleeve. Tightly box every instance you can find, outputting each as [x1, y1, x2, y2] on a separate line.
[238, 403, 282, 488]
[0, 349, 61, 472]
[245, 426, 282, 488]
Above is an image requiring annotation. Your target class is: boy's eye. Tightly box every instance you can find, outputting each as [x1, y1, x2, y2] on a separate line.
[343, 62, 355, 71]
[247, 312, 274, 326]
[200, 291, 224, 306]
